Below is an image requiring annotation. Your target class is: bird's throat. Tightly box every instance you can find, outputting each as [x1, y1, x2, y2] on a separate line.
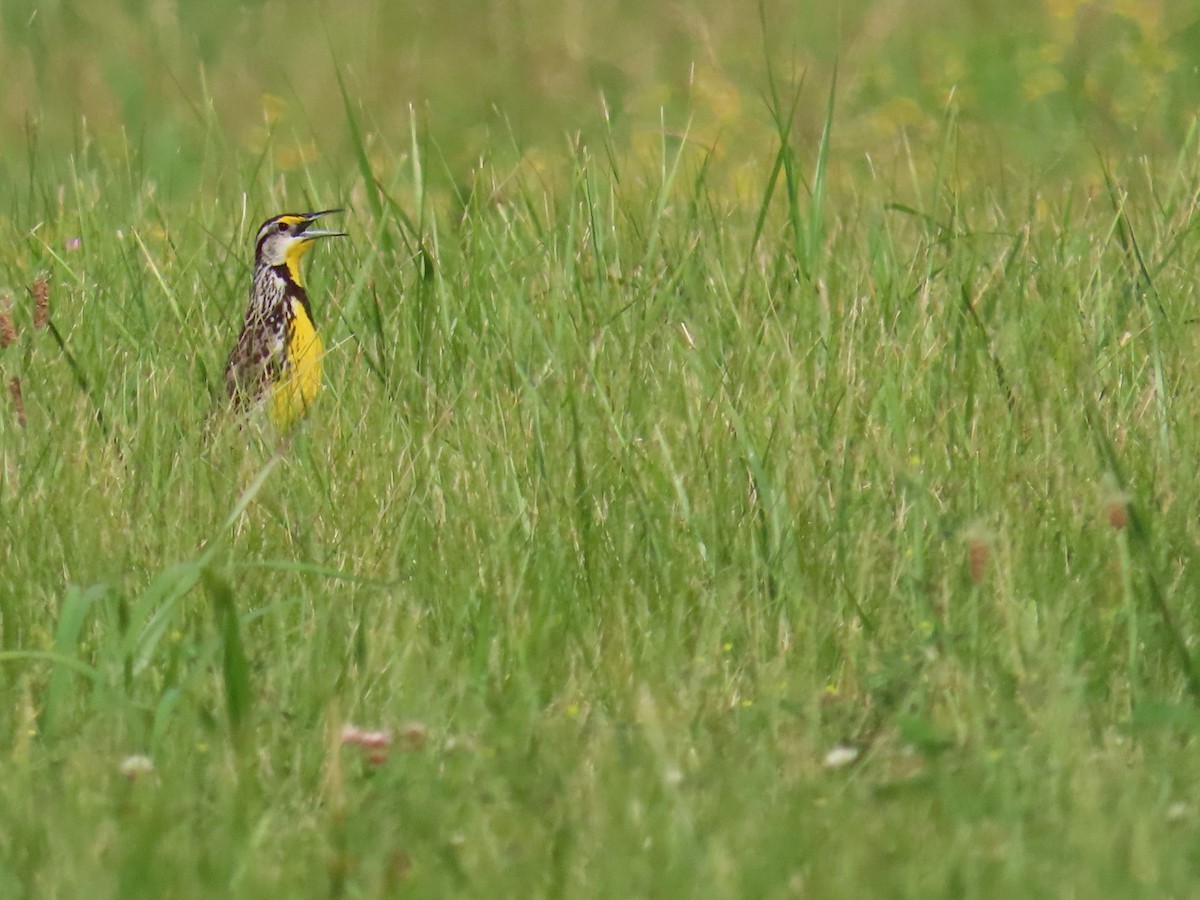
[283, 242, 311, 287]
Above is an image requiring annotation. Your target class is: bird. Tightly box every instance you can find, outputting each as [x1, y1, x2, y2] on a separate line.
[223, 209, 345, 430]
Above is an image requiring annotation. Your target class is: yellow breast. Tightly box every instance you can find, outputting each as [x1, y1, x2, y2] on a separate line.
[268, 297, 324, 430]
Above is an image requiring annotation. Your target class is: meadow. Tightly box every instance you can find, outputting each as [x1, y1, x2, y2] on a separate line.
[4, 0, 1200, 896]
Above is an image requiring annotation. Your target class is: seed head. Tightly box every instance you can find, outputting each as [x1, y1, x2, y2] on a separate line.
[396, 721, 429, 752]
[0, 296, 15, 348]
[8, 377, 25, 427]
[968, 540, 988, 584]
[31, 277, 49, 330]
[962, 524, 992, 585]
[1098, 476, 1131, 531]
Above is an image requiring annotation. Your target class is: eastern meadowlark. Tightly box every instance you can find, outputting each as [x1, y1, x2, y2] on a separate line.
[223, 209, 345, 429]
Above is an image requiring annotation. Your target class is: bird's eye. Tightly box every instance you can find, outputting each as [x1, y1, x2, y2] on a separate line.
[277, 222, 288, 233]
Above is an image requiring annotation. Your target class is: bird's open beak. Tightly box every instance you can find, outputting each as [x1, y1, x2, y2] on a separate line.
[297, 209, 347, 239]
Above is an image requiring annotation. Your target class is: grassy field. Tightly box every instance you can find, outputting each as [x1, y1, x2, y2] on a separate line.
[5, 1, 1200, 897]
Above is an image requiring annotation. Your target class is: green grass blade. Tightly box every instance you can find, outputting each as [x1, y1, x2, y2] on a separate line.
[40, 582, 110, 734]
[203, 568, 252, 741]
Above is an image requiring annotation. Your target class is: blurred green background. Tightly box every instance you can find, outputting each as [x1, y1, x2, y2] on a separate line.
[1, 0, 1196, 190]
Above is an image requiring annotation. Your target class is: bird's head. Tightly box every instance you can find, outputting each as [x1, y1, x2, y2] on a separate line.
[254, 209, 345, 283]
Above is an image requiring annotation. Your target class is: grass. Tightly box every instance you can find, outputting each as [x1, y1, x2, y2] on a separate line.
[5, 2, 1200, 897]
